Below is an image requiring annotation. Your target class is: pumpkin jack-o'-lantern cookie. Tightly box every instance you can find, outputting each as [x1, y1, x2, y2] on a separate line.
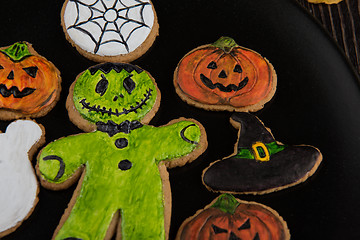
[61, 0, 159, 62]
[202, 112, 322, 194]
[0, 42, 61, 120]
[176, 193, 290, 240]
[36, 62, 207, 240]
[174, 37, 276, 112]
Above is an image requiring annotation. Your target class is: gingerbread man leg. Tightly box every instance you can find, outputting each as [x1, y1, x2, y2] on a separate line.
[55, 184, 117, 240]
[118, 193, 165, 239]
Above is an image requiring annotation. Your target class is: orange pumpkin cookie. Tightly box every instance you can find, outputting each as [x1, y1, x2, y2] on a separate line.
[174, 37, 276, 112]
[0, 42, 61, 120]
[176, 194, 290, 240]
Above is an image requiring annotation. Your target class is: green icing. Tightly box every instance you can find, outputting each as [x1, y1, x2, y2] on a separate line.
[38, 116, 201, 240]
[211, 194, 240, 214]
[211, 37, 239, 53]
[1, 42, 32, 61]
[38, 63, 204, 239]
[257, 146, 266, 158]
[234, 141, 286, 160]
[267, 141, 286, 155]
[73, 68, 157, 124]
[236, 147, 254, 159]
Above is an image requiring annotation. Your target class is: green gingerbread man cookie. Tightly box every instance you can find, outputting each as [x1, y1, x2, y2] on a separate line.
[36, 63, 207, 240]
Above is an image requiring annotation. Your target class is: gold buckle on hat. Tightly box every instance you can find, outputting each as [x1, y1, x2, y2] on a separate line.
[252, 142, 270, 162]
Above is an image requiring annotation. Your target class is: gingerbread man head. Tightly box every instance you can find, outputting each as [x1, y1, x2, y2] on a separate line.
[67, 63, 160, 132]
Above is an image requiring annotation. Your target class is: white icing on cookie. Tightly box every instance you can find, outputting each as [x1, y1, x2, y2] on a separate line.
[63, 0, 155, 56]
[0, 120, 43, 233]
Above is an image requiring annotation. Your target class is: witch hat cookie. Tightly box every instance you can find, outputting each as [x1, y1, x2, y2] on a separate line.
[202, 112, 322, 194]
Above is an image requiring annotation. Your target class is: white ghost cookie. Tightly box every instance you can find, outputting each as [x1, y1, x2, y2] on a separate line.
[0, 120, 44, 238]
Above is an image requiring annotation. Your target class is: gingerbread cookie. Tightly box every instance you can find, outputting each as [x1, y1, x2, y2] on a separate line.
[0, 120, 45, 238]
[36, 62, 207, 240]
[0, 42, 61, 120]
[202, 113, 322, 194]
[61, 0, 159, 62]
[176, 194, 290, 240]
[174, 37, 276, 112]
[307, 0, 342, 3]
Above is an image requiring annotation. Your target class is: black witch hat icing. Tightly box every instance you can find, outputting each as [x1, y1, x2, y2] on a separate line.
[202, 113, 322, 194]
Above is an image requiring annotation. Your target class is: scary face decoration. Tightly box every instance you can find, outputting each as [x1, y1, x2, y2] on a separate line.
[0, 42, 60, 116]
[176, 194, 290, 240]
[174, 37, 276, 112]
[73, 62, 158, 124]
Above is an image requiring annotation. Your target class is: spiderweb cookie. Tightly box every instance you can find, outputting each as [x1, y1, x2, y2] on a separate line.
[61, 0, 159, 62]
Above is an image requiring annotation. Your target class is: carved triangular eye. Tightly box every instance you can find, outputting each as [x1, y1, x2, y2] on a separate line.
[95, 74, 108, 96]
[123, 74, 136, 94]
[253, 232, 260, 240]
[234, 64, 242, 73]
[211, 224, 228, 234]
[207, 61, 217, 69]
[218, 70, 227, 78]
[7, 70, 14, 80]
[0, 65, 3, 70]
[238, 219, 251, 230]
[23, 66, 38, 78]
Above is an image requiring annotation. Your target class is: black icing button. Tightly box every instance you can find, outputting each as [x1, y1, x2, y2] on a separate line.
[115, 138, 128, 149]
[118, 160, 132, 171]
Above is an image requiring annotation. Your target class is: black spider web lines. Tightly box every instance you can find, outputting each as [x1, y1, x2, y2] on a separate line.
[67, 0, 152, 54]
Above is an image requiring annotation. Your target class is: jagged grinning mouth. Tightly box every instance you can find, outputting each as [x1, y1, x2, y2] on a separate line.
[80, 88, 152, 116]
[0, 84, 35, 98]
[200, 74, 249, 92]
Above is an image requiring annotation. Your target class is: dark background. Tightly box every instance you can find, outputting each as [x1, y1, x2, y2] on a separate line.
[1, 0, 360, 239]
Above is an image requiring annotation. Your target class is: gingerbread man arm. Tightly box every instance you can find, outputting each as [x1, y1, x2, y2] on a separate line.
[37, 133, 91, 186]
[153, 119, 205, 165]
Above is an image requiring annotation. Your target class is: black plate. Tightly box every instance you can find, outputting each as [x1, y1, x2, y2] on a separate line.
[2, 0, 360, 239]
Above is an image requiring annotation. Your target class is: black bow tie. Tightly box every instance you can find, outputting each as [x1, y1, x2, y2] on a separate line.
[96, 120, 143, 137]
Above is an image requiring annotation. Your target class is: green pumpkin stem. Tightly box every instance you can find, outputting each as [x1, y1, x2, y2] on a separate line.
[212, 37, 239, 53]
[211, 194, 240, 214]
[1, 42, 32, 62]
